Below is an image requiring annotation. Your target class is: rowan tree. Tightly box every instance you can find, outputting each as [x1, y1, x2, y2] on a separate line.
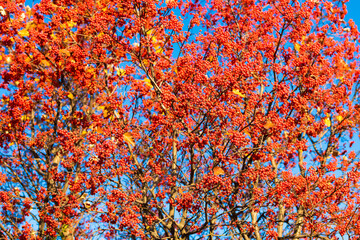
[1, 0, 360, 239]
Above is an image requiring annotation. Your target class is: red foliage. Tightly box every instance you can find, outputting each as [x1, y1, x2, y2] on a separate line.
[1, 0, 360, 239]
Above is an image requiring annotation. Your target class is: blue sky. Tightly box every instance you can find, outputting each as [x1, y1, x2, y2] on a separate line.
[22, 0, 360, 26]
[346, 1, 360, 25]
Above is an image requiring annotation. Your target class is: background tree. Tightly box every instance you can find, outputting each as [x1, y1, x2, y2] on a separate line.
[1, 0, 360, 239]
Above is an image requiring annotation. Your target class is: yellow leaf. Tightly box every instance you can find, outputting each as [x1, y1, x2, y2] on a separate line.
[155, 46, 164, 54]
[26, 21, 34, 30]
[9, 142, 14, 146]
[40, 59, 50, 66]
[67, 92, 74, 99]
[144, 78, 153, 88]
[324, 117, 331, 127]
[232, 89, 245, 97]
[336, 115, 343, 122]
[264, 120, 274, 129]
[59, 49, 71, 56]
[25, 56, 32, 62]
[81, 130, 87, 136]
[67, 20, 76, 28]
[18, 29, 29, 37]
[117, 68, 126, 76]
[6, 57, 11, 64]
[294, 43, 300, 52]
[123, 132, 135, 147]
[213, 166, 225, 176]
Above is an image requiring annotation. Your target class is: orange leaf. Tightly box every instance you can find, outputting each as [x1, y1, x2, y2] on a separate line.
[123, 132, 135, 147]
[40, 59, 50, 67]
[213, 166, 225, 176]
[95, 127, 103, 134]
[264, 120, 274, 129]
[103, 109, 109, 118]
[59, 49, 71, 56]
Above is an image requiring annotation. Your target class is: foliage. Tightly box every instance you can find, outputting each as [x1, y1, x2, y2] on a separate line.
[0, 0, 360, 239]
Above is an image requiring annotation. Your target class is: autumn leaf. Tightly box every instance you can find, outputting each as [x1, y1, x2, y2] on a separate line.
[207, 55, 215, 62]
[332, 150, 340, 157]
[294, 43, 301, 52]
[123, 132, 135, 147]
[232, 89, 246, 97]
[155, 46, 164, 54]
[213, 166, 225, 175]
[94, 127, 104, 134]
[25, 56, 32, 62]
[324, 117, 331, 127]
[0, 6, 6, 16]
[40, 59, 51, 67]
[59, 49, 71, 56]
[103, 109, 109, 118]
[144, 78, 153, 88]
[264, 120, 275, 129]
[18, 29, 29, 37]
[336, 115, 343, 122]
[66, 20, 76, 28]
[26, 21, 35, 30]
[67, 92, 74, 99]
[117, 68, 126, 76]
